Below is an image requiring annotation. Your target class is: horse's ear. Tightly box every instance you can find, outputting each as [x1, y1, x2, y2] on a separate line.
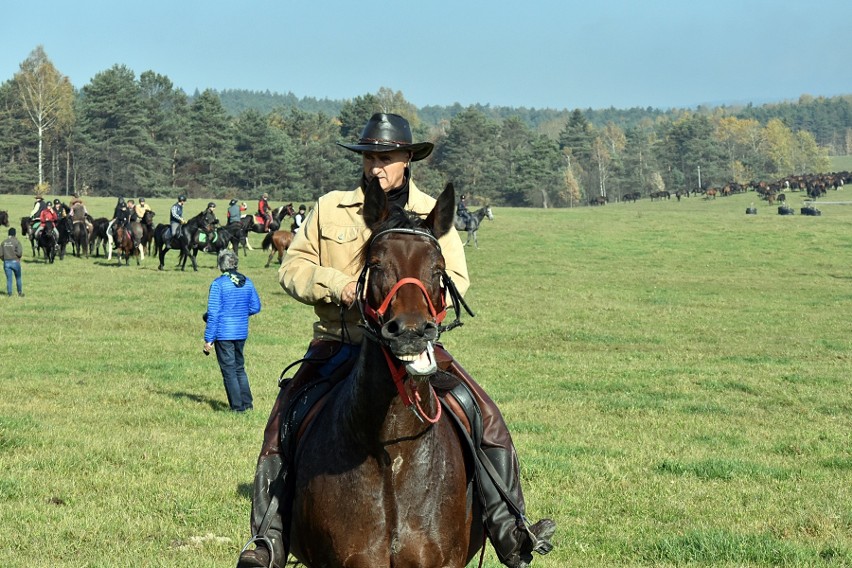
[426, 183, 455, 239]
[363, 177, 389, 231]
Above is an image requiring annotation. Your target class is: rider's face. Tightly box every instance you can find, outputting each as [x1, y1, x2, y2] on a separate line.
[362, 150, 410, 192]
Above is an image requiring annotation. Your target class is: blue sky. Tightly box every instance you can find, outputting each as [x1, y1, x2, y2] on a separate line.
[2, 0, 849, 110]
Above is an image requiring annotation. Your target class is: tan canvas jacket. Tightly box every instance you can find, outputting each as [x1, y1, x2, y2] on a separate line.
[279, 181, 470, 343]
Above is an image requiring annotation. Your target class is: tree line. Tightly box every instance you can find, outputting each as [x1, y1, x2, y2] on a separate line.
[1, 46, 848, 207]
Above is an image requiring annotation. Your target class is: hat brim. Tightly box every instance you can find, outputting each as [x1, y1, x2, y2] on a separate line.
[338, 141, 434, 162]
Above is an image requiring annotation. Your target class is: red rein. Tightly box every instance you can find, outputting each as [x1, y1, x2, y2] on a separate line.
[365, 273, 445, 424]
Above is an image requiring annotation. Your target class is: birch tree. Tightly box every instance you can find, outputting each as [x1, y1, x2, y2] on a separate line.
[14, 46, 74, 188]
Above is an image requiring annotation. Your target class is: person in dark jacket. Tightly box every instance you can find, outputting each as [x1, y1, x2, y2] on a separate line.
[227, 199, 242, 226]
[204, 250, 261, 412]
[2, 228, 24, 297]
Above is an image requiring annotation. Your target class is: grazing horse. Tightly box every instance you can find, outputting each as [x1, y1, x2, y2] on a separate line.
[0, 210, 8, 227]
[71, 219, 91, 258]
[261, 230, 292, 268]
[453, 205, 494, 248]
[154, 212, 209, 271]
[114, 225, 140, 266]
[285, 181, 482, 568]
[37, 221, 57, 263]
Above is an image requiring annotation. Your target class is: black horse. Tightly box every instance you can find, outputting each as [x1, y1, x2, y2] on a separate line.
[36, 220, 57, 263]
[203, 225, 241, 256]
[90, 218, 110, 257]
[20, 217, 38, 257]
[0, 210, 8, 227]
[454, 205, 494, 248]
[56, 215, 73, 261]
[140, 210, 156, 257]
[154, 212, 210, 271]
[71, 219, 91, 258]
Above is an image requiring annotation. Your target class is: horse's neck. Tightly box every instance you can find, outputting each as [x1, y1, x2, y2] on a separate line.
[343, 339, 434, 447]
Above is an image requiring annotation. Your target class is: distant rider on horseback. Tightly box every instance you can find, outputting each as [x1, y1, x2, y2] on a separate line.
[169, 195, 187, 240]
[257, 193, 272, 231]
[457, 193, 471, 228]
[34, 202, 59, 244]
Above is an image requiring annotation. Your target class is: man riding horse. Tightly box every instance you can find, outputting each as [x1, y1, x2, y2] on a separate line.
[258, 193, 272, 232]
[237, 113, 555, 568]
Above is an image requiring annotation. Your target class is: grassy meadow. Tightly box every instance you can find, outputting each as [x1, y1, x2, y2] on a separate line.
[1, 190, 851, 567]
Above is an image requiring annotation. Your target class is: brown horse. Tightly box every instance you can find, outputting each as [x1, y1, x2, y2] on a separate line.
[286, 181, 482, 567]
[114, 226, 140, 266]
[261, 230, 292, 268]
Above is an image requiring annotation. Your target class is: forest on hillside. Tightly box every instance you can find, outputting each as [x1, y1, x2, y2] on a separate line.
[2, 46, 850, 207]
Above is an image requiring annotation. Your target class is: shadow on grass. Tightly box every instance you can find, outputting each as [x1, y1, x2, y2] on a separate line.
[163, 390, 231, 412]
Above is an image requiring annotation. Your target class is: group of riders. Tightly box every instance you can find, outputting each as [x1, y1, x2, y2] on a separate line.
[165, 192, 307, 243]
[26, 192, 308, 255]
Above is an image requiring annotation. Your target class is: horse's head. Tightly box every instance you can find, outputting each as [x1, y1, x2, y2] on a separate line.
[0, 211, 8, 227]
[484, 205, 494, 221]
[143, 210, 155, 225]
[357, 179, 458, 373]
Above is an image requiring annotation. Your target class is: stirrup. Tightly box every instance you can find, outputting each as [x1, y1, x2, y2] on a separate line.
[522, 518, 556, 556]
[237, 535, 275, 568]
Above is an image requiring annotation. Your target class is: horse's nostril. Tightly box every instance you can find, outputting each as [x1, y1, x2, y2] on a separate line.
[382, 321, 401, 338]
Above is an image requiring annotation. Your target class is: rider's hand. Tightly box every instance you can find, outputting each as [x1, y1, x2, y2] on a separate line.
[340, 281, 358, 307]
[181, 219, 187, 224]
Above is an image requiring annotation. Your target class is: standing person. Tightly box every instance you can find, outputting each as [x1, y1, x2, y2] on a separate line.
[203, 250, 261, 412]
[2, 228, 23, 297]
[237, 113, 555, 568]
[290, 204, 306, 234]
[169, 195, 187, 240]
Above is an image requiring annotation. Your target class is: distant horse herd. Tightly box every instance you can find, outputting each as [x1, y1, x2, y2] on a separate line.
[0, 198, 497, 269]
[587, 171, 852, 207]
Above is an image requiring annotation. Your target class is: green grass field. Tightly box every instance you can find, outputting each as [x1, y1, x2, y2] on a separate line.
[1, 190, 851, 567]
[829, 155, 852, 172]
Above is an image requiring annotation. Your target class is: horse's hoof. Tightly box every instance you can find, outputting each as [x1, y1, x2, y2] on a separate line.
[158, 265, 164, 271]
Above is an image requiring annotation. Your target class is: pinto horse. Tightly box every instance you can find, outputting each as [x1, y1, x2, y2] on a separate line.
[285, 180, 482, 567]
[454, 205, 494, 248]
[261, 230, 292, 268]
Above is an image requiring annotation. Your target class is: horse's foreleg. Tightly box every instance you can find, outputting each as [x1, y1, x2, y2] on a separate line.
[138, 243, 145, 261]
[107, 234, 113, 260]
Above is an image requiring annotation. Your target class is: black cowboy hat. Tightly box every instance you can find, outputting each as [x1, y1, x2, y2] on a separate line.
[338, 113, 433, 162]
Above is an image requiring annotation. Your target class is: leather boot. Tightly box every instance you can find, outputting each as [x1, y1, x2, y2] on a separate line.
[237, 454, 287, 568]
[481, 447, 556, 568]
